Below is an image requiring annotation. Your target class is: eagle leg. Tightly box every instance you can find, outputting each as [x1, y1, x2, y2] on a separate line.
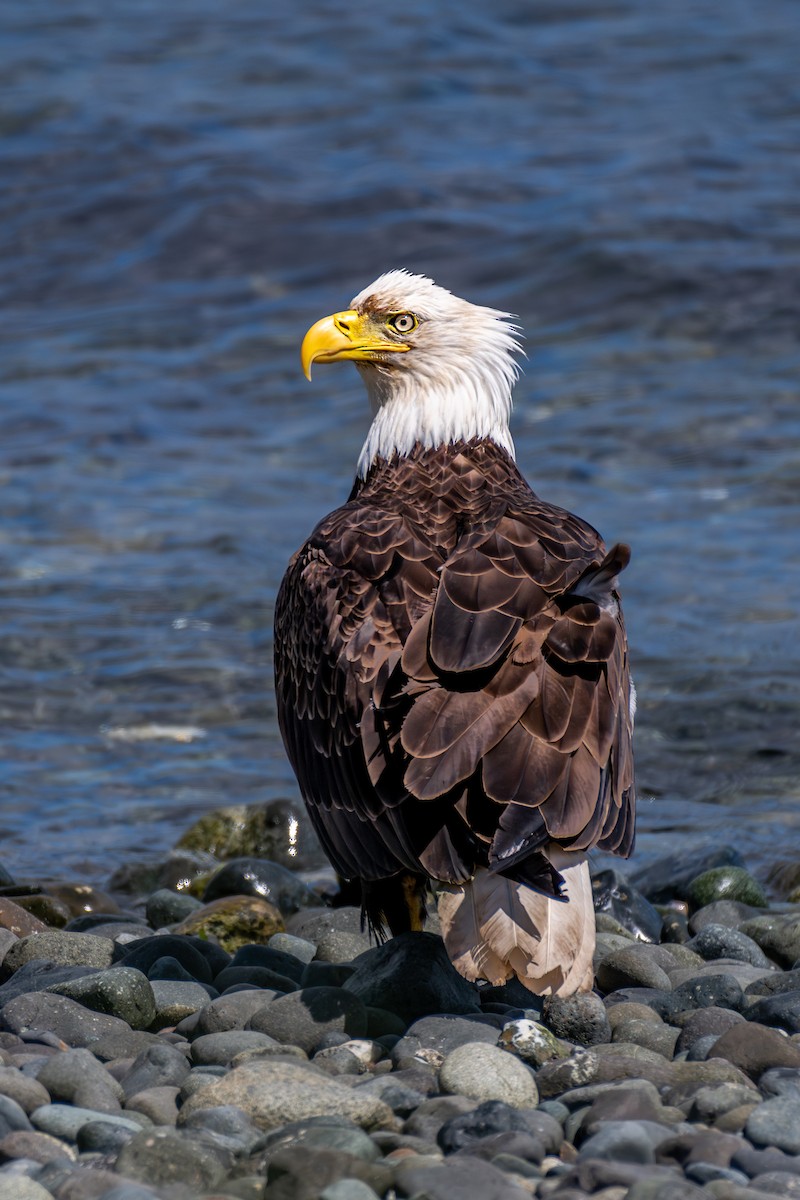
[361, 871, 428, 940]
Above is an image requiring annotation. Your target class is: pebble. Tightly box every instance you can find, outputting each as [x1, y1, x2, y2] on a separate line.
[343, 932, 480, 1022]
[45, 966, 157, 1030]
[249, 986, 368, 1054]
[439, 1042, 538, 1107]
[177, 1058, 394, 1131]
[4, 931, 115, 973]
[172, 894, 285, 952]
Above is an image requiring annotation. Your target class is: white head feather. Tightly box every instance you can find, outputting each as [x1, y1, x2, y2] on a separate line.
[350, 270, 523, 478]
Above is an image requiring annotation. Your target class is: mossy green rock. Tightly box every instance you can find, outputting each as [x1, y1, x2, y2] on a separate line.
[173, 895, 284, 952]
[686, 867, 768, 910]
[176, 799, 322, 871]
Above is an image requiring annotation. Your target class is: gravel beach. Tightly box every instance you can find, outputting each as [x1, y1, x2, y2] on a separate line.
[2, 817, 800, 1200]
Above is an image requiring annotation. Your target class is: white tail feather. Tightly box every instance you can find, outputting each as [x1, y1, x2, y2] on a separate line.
[437, 846, 595, 996]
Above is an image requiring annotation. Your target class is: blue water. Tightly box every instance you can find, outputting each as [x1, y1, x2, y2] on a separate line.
[1, 0, 798, 887]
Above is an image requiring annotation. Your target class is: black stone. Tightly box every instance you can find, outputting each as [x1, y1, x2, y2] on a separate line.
[202, 857, 318, 914]
[592, 868, 663, 942]
[77, 1120, 137, 1155]
[437, 1100, 534, 1154]
[119, 1042, 192, 1098]
[247, 986, 368, 1054]
[300, 961, 356, 989]
[113, 934, 230, 982]
[672, 973, 745, 1012]
[343, 932, 480, 1022]
[213, 965, 298, 993]
[745, 990, 800, 1033]
[391, 1014, 499, 1070]
[0, 960, 101, 1004]
[228, 944, 306, 982]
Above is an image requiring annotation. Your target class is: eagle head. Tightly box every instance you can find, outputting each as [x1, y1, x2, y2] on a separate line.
[300, 270, 523, 476]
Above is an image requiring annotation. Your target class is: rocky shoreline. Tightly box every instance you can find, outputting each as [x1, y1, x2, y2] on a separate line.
[2, 809, 800, 1199]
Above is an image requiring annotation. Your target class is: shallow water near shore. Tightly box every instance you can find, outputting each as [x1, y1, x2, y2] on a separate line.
[1, 0, 798, 886]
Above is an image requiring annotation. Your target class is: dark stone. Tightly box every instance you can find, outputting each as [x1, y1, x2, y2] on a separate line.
[301, 962, 357, 989]
[247, 987, 368, 1054]
[64, 912, 147, 933]
[343, 932, 479, 1022]
[113, 934, 230, 982]
[265, 1145, 393, 1200]
[391, 1014, 499, 1070]
[114, 1127, 228, 1190]
[403, 1095, 477, 1142]
[195, 990, 278, 1036]
[659, 909, 690, 944]
[581, 1086, 665, 1135]
[713, 1023, 800, 1081]
[437, 1100, 534, 1154]
[45, 966, 157, 1030]
[687, 867, 768, 910]
[213, 964, 298, 993]
[630, 845, 745, 904]
[107, 849, 220, 898]
[686, 924, 773, 968]
[77, 1119, 137, 1154]
[543, 991, 612, 1046]
[286, 907, 373, 963]
[0, 992, 131, 1048]
[452, 1130, 546, 1165]
[228, 943, 306, 982]
[745, 989, 800, 1033]
[746, 967, 800, 998]
[674, 1006, 744, 1055]
[671, 973, 744, 1012]
[0, 960, 102, 1004]
[191, 1030, 279, 1065]
[592, 869, 663, 942]
[392, 1152, 531, 1200]
[603, 988, 683, 1021]
[180, 1102, 266, 1156]
[175, 797, 323, 872]
[145, 888, 204, 929]
[0, 1093, 32, 1136]
[689, 900, 765, 934]
[119, 1043, 192, 1099]
[202, 857, 318, 913]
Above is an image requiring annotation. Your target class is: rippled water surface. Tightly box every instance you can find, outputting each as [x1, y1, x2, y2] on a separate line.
[1, 1, 798, 886]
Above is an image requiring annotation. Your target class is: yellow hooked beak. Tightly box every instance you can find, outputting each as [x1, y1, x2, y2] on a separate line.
[301, 310, 410, 380]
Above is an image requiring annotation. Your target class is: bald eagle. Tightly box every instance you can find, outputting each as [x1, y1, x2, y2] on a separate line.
[274, 271, 635, 996]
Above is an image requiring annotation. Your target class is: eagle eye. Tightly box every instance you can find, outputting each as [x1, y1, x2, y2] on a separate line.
[387, 312, 418, 334]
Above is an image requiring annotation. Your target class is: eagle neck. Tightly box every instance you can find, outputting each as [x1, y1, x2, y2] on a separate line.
[355, 370, 515, 480]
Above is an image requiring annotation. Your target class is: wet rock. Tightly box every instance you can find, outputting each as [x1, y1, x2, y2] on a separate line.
[248, 987, 368, 1054]
[439, 1041, 537, 1107]
[0, 899, 48, 939]
[124, 1085, 180, 1126]
[745, 966, 800, 997]
[287, 908, 374, 963]
[689, 900, 766, 934]
[171, 894, 284, 952]
[10, 894, 71, 928]
[114, 1126, 227, 1191]
[630, 845, 745, 904]
[343, 932, 479, 1022]
[686, 867, 768, 911]
[144, 889, 203, 928]
[543, 990, 612, 1046]
[686, 924, 774, 968]
[177, 1058, 394, 1131]
[190, 1030, 280, 1065]
[226, 942, 306, 982]
[213, 963, 298, 993]
[176, 798, 323, 871]
[612, 1017, 679, 1059]
[301, 961, 356, 989]
[592, 869, 664, 942]
[107, 849, 220, 898]
[689, 1082, 761, 1122]
[44, 967, 156, 1030]
[0, 992, 132, 1048]
[201, 857, 318, 914]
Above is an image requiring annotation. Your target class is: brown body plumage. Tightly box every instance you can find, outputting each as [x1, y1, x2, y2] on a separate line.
[274, 272, 635, 995]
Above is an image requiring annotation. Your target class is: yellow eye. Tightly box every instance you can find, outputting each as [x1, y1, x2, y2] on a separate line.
[388, 312, 417, 334]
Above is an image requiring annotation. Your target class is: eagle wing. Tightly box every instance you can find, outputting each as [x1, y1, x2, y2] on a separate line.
[274, 489, 634, 892]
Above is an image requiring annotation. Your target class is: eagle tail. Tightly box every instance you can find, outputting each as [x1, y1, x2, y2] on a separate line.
[436, 846, 595, 996]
